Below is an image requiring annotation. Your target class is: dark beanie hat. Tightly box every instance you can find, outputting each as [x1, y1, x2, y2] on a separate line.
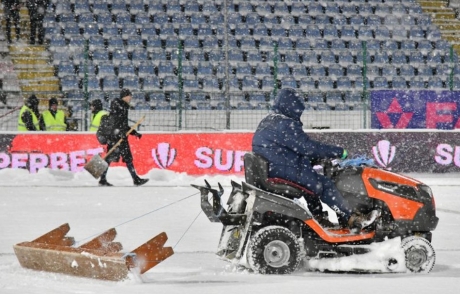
[90, 99, 103, 112]
[120, 88, 132, 99]
[27, 95, 39, 107]
[49, 98, 58, 107]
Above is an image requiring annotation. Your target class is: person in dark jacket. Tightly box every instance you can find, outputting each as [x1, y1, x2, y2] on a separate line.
[26, 0, 49, 45]
[18, 95, 41, 131]
[252, 88, 379, 232]
[98, 88, 149, 187]
[4, 0, 21, 43]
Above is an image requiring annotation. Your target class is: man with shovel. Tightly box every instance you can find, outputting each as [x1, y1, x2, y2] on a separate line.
[97, 89, 149, 187]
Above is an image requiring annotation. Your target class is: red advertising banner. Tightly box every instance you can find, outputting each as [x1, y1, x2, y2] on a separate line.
[1, 133, 253, 175]
[2, 131, 460, 174]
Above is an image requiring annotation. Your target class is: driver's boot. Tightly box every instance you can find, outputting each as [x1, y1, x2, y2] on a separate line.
[348, 210, 380, 233]
[315, 211, 339, 229]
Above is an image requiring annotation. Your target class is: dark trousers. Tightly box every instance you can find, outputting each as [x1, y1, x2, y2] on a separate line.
[29, 16, 45, 44]
[315, 174, 353, 223]
[100, 140, 139, 181]
[5, 13, 20, 43]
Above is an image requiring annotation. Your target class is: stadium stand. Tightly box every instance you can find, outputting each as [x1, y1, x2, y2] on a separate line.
[1, 0, 449, 132]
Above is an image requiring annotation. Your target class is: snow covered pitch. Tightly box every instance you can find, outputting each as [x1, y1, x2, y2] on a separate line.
[0, 168, 459, 294]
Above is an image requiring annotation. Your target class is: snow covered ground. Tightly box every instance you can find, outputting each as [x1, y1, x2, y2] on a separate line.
[0, 167, 459, 294]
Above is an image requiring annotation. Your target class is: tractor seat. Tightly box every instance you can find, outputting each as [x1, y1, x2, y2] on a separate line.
[243, 152, 315, 199]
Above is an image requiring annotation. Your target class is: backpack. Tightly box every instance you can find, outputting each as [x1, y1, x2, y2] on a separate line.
[96, 115, 113, 145]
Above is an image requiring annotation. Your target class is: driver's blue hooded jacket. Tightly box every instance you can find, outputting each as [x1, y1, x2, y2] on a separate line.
[252, 88, 344, 195]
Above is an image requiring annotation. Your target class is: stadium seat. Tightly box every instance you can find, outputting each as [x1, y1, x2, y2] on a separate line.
[57, 62, 76, 78]
[261, 76, 275, 92]
[340, 26, 356, 41]
[290, 2, 306, 18]
[180, 62, 196, 79]
[196, 62, 213, 77]
[427, 76, 444, 89]
[328, 64, 344, 79]
[280, 76, 297, 89]
[275, 63, 291, 78]
[317, 77, 334, 91]
[319, 50, 336, 64]
[49, 35, 67, 52]
[337, 51, 354, 66]
[92, 1, 109, 15]
[308, 2, 324, 16]
[254, 62, 272, 78]
[142, 76, 161, 91]
[61, 75, 80, 92]
[163, 75, 179, 91]
[350, 15, 365, 28]
[88, 35, 105, 51]
[391, 76, 408, 89]
[291, 64, 308, 77]
[91, 49, 110, 65]
[372, 77, 389, 89]
[344, 91, 362, 107]
[323, 25, 339, 41]
[401, 40, 416, 51]
[302, 50, 319, 66]
[408, 51, 425, 64]
[305, 25, 321, 40]
[244, 51, 262, 67]
[399, 64, 416, 77]
[332, 14, 347, 26]
[111, 0, 128, 14]
[117, 62, 136, 78]
[96, 61, 115, 79]
[409, 76, 425, 89]
[102, 75, 120, 91]
[112, 48, 129, 66]
[373, 51, 390, 65]
[78, 62, 96, 78]
[242, 75, 260, 92]
[202, 3, 218, 16]
[202, 77, 220, 93]
[392, 51, 408, 64]
[381, 65, 398, 77]
[130, 0, 147, 15]
[84, 75, 101, 91]
[182, 78, 200, 93]
[136, 62, 154, 79]
[326, 91, 344, 108]
[330, 39, 346, 50]
[299, 77, 316, 90]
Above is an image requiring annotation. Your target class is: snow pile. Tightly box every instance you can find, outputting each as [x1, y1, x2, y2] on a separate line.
[306, 237, 406, 273]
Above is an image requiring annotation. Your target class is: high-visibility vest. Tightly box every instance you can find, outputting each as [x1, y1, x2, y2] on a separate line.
[42, 110, 67, 131]
[18, 106, 40, 131]
[90, 110, 109, 131]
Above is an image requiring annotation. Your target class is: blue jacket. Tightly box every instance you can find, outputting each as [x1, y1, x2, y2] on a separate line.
[252, 88, 344, 194]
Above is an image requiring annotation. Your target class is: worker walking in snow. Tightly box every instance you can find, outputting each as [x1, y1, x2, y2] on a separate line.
[97, 88, 149, 187]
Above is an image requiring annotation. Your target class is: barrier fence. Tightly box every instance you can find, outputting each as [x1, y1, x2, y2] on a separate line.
[1, 130, 460, 175]
[2, 40, 460, 131]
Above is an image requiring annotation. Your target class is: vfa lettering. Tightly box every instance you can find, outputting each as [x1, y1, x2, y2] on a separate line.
[434, 144, 460, 167]
[194, 147, 247, 172]
[372, 94, 460, 129]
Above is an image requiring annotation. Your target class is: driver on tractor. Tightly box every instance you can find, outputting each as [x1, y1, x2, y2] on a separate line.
[252, 88, 379, 232]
